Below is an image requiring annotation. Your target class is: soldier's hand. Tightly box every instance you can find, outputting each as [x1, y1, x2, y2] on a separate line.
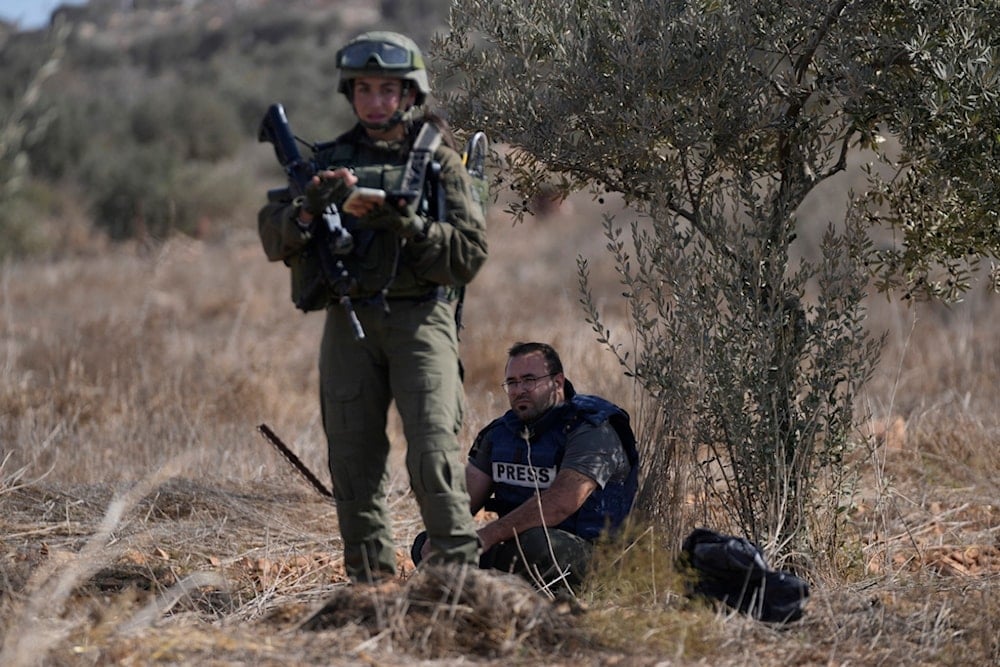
[301, 168, 356, 215]
[357, 204, 425, 239]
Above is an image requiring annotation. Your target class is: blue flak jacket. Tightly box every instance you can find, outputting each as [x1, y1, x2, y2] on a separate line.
[483, 394, 640, 541]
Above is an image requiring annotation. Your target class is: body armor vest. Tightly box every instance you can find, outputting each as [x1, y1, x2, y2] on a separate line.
[484, 394, 639, 541]
[311, 123, 443, 300]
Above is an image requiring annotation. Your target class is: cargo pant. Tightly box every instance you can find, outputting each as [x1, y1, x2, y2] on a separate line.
[320, 295, 480, 581]
[411, 527, 593, 590]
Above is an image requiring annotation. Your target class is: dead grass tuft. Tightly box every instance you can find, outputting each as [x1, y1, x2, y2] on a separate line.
[300, 564, 582, 659]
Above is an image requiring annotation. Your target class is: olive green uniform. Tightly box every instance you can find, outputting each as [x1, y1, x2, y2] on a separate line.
[258, 121, 487, 580]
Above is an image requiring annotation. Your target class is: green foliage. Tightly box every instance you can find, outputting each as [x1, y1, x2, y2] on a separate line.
[0, 184, 60, 258]
[22, 95, 90, 179]
[0, 22, 69, 255]
[83, 144, 184, 240]
[131, 84, 244, 161]
[0, 38, 49, 102]
[438, 0, 999, 299]
[435, 0, 998, 556]
[856, 1, 1000, 299]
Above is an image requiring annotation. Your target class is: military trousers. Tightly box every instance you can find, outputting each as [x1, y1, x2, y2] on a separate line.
[411, 526, 593, 590]
[319, 295, 479, 581]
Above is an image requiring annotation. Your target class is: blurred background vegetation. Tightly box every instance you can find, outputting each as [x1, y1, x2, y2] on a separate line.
[0, 0, 450, 257]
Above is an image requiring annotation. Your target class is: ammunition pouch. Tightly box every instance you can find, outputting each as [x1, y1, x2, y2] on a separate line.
[287, 244, 331, 312]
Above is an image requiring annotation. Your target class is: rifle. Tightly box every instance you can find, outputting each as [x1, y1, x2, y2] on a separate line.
[258, 103, 362, 337]
[257, 103, 315, 202]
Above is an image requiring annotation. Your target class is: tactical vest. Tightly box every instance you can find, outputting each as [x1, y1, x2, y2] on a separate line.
[484, 395, 640, 541]
[310, 123, 445, 301]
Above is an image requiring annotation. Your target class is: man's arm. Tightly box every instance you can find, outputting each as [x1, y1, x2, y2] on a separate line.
[466, 463, 493, 515]
[476, 469, 597, 551]
[258, 201, 312, 262]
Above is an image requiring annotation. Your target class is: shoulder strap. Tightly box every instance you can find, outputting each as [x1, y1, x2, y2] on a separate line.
[468, 414, 506, 461]
[567, 394, 640, 468]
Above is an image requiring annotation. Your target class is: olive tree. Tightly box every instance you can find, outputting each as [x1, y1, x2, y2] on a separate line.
[435, 0, 1000, 556]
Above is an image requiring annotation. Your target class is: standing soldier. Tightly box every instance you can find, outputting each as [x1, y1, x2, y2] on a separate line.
[257, 31, 487, 583]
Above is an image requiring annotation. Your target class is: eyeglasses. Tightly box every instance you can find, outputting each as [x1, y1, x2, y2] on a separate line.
[501, 373, 555, 392]
[337, 41, 421, 70]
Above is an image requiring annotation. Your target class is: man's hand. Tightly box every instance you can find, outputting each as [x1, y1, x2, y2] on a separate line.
[300, 167, 356, 216]
[476, 469, 598, 551]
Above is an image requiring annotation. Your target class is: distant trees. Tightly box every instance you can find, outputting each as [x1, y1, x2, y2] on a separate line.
[0, 23, 68, 257]
[437, 0, 1000, 556]
[0, 1, 412, 250]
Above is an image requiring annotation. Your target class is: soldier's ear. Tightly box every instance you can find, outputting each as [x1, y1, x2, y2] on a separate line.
[401, 84, 418, 109]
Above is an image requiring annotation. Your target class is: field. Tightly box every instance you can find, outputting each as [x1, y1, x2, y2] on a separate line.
[1, 172, 998, 665]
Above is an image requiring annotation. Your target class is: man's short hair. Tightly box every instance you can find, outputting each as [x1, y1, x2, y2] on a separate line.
[507, 341, 563, 376]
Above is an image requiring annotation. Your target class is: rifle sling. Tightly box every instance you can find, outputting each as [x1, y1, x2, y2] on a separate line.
[401, 122, 442, 198]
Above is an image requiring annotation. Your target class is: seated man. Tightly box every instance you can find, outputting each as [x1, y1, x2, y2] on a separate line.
[413, 341, 639, 590]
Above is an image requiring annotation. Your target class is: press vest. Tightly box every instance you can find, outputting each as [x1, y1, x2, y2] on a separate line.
[483, 394, 639, 541]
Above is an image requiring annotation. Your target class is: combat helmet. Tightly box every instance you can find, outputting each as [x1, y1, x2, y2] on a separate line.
[336, 31, 430, 106]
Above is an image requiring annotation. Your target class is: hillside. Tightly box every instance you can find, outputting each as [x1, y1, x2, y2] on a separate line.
[2, 2, 999, 665]
[0, 0, 449, 256]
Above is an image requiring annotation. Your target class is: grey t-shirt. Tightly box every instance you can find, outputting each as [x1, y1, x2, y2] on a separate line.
[470, 419, 630, 489]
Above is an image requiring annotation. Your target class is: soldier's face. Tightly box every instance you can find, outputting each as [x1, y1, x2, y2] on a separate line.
[504, 352, 564, 422]
[352, 76, 415, 128]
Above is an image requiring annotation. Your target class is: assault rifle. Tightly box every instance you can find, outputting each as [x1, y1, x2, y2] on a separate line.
[258, 104, 313, 201]
[258, 103, 362, 336]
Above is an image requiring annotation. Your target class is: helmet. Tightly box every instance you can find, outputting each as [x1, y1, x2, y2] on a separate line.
[336, 31, 430, 106]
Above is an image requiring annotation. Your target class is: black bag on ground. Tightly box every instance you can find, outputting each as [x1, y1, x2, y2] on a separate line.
[680, 528, 809, 623]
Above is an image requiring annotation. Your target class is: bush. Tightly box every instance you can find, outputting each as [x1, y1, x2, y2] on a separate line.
[170, 87, 244, 161]
[0, 194, 45, 258]
[131, 85, 244, 161]
[171, 159, 261, 236]
[83, 144, 183, 240]
[0, 181, 63, 258]
[22, 95, 90, 180]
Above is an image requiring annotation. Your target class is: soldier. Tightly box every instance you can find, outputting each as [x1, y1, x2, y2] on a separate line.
[413, 342, 640, 591]
[258, 31, 487, 583]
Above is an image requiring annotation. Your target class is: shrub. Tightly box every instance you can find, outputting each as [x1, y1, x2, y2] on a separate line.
[22, 95, 90, 180]
[83, 144, 183, 240]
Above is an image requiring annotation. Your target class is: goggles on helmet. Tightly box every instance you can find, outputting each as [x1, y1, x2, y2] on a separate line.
[337, 40, 422, 70]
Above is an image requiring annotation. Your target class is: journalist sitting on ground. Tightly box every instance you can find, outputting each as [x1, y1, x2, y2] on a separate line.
[412, 341, 639, 590]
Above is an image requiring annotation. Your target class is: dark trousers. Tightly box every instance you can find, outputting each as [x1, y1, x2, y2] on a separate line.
[411, 526, 593, 590]
[321, 299, 479, 582]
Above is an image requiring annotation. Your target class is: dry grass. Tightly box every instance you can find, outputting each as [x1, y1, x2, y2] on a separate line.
[1, 188, 998, 665]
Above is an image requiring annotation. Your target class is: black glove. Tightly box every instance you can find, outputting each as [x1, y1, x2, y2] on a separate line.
[356, 204, 425, 239]
[300, 174, 351, 215]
